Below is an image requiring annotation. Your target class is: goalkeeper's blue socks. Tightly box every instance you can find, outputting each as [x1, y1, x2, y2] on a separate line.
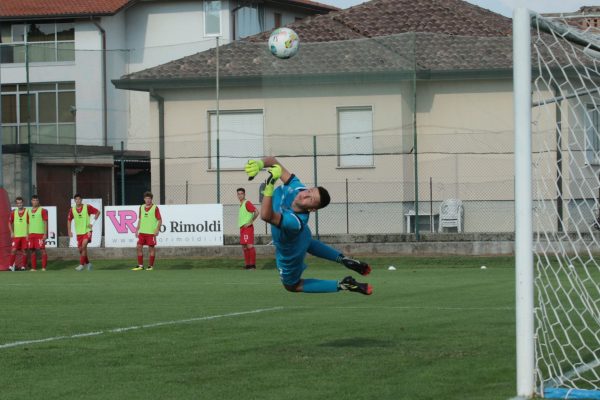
[305, 239, 371, 276]
[307, 239, 342, 262]
[302, 279, 339, 293]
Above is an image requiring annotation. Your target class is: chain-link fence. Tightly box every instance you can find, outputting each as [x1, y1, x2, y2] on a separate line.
[160, 133, 516, 236]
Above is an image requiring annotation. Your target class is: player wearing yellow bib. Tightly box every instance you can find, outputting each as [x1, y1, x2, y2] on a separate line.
[133, 192, 162, 271]
[8, 197, 29, 271]
[28, 195, 49, 271]
[67, 194, 100, 271]
[237, 187, 259, 270]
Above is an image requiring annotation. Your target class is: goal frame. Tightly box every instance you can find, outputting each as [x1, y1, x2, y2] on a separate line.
[513, 7, 535, 398]
[514, 8, 600, 399]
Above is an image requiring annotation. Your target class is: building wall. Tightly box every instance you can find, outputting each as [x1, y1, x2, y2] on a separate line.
[151, 79, 522, 204]
[102, 12, 129, 149]
[124, 0, 232, 153]
[151, 81, 406, 208]
[146, 77, 574, 234]
[73, 22, 104, 147]
[2, 154, 30, 200]
[416, 79, 515, 201]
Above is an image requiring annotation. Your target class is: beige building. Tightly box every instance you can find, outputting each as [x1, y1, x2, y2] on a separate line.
[114, 0, 600, 235]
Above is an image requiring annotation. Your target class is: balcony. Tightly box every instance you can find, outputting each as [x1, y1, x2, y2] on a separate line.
[0, 42, 75, 64]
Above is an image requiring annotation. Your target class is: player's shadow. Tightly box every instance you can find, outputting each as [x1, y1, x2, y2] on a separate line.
[319, 337, 395, 348]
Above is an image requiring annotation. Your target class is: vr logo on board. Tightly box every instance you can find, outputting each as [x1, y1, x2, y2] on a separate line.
[106, 210, 138, 233]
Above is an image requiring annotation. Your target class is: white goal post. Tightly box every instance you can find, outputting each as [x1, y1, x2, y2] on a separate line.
[514, 7, 600, 400]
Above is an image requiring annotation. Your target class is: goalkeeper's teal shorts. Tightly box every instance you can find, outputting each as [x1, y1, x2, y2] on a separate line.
[277, 262, 307, 286]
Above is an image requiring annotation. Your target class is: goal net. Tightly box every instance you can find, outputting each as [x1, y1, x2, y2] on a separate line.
[528, 11, 600, 399]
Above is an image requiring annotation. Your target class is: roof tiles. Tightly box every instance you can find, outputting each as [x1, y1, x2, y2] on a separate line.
[116, 0, 517, 85]
[0, 0, 336, 18]
[0, 0, 134, 18]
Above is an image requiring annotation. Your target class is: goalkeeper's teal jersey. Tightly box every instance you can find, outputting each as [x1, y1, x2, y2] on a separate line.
[271, 174, 311, 285]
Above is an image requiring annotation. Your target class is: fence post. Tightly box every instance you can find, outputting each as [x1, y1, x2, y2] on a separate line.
[346, 178, 349, 234]
[313, 135, 319, 238]
[412, 32, 420, 240]
[215, 36, 221, 204]
[429, 177, 433, 232]
[120, 141, 125, 205]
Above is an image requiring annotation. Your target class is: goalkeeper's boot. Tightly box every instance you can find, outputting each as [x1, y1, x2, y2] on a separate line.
[86, 263, 93, 271]
[75, 264, 84, 271]
[338, 276, 373, 295]
[9, 265, 15, 272]
[340, 257, 371, 276]
[146, 266, 153, 271]
[132, 266, 144, 271]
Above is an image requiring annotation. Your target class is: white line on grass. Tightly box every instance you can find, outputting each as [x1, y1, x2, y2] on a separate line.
[0, 307, 284, 350]
[289, 305, 514, 311]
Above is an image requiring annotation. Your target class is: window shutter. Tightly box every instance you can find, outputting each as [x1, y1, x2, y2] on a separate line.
[338, 107, 373, 167]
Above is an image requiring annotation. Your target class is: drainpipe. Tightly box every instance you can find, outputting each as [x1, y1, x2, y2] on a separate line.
[150, 91, 166, 204]
[92, 19, 108, 147]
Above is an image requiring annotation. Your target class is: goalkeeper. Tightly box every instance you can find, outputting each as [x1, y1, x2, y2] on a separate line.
[245, 156, 372, 295]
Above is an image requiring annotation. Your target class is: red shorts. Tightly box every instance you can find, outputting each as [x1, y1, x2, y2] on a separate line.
[240, 225, 254, 245]
[11, 237, 28, 250]
[77, 232, 92, 248]
[138, 233, 157, 247]
[28, 233, 46, 249]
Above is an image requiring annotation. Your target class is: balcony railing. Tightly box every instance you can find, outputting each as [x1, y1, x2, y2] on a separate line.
[1, 124, 76, 145]
[0, 42, 75, 64]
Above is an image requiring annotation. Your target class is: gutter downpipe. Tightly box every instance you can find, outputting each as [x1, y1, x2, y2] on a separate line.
[150, 90, 166, 204]
[92, 19, 108, 147]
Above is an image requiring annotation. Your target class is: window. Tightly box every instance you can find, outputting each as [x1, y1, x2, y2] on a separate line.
[338, 107, 374, 167]
[11, 25, 26, 42]
[209, 110, 263, 169]
[274, 13, 282, 28]
[235, 4, 264, 39]
[204, 1, 222, 36]
[585, 105, 600, 164]
[0, 22, 74, 63]
[0, 82, 76, 145]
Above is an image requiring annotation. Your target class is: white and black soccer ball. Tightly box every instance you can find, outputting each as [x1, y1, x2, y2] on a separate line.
[268, 28, 299, 59]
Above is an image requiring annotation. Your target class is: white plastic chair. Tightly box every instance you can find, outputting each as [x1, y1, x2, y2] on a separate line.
[438, 199, 463, 232]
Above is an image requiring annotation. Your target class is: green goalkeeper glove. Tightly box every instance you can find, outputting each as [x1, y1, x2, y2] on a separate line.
[245, 159, 264, 181]
[267, 164, 282, 184]
[262, 165, 282, 197]
[262, 180, 275, 197]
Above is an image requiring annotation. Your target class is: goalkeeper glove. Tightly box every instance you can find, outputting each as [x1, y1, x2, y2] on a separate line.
[262, 165, 282, 197]
[267, 164, 282, 184]
[262, 179, 275, 197]
[245, 159, 264, 181]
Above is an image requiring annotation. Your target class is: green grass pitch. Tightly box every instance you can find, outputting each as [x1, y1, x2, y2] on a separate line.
[0, 256, 516, 399]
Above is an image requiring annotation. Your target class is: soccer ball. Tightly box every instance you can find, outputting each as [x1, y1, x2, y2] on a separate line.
[268, 28, 299, 59]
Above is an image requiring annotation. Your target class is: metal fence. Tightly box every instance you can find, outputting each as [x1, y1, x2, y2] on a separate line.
[159, 133, 517, 236]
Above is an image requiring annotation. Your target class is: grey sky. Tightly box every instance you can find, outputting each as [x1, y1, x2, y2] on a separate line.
[320, 0, 595, 17]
